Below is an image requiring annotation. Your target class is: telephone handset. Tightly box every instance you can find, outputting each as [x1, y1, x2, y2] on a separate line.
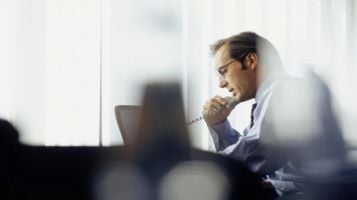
[187, 97, 239, 125]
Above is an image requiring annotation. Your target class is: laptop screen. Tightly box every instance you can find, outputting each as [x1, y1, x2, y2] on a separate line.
[114, 105, 142, 144]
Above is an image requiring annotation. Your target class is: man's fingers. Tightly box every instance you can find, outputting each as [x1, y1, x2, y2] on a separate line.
[214, 95, 228, 105]
[204, 99, 224, 111]
[202, 96, 233, 126]
[202, 108, 221, 117]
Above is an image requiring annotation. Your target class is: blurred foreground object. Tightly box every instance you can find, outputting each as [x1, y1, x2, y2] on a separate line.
[0, 82, 263, 200]
[263, 72, 357, 200]
[2, 80, 357, 199]
[114, 82, 265, 200]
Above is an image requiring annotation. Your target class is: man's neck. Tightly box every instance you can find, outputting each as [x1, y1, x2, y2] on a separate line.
[255, 70, 287, 102]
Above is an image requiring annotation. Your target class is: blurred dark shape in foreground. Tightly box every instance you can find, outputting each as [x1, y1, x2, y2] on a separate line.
[261, 71, 357, 200]
[0, 82, 263, 200]
[0, 118, 129, 200]
[2, 80, 357, 200]
[117, 82, 265, 200]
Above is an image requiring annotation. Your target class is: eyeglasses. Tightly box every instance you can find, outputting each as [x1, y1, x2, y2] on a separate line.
[216, 59, 237, 78]
[216, 53, 249, 78]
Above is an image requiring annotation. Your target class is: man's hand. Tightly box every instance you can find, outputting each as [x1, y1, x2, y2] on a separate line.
[202, 96, 234, 126]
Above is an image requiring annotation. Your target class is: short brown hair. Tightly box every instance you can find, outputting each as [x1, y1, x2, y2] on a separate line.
[210, 32, 282, 68]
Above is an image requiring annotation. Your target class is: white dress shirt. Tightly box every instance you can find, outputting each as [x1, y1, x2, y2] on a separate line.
[209, 73, 306, 196]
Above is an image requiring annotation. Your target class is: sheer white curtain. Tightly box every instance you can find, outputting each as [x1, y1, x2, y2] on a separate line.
[0, 0, 102, 145]
[103, 0, 357, 149]
[43, 0, 102, 146]
[1, 0, 356, 147]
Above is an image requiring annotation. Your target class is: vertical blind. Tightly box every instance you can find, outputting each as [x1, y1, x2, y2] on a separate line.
[0, 0, 356, 148]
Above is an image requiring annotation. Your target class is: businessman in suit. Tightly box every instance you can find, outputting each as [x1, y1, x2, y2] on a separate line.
[202, 31, 347, 198]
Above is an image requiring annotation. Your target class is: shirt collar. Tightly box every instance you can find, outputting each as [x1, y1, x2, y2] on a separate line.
[255, 72, 288, 103]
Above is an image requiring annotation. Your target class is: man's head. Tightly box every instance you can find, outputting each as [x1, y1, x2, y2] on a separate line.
[210, 32, 283, 102]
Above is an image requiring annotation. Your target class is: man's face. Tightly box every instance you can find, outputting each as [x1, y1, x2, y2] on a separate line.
[214, 45, 257, 102]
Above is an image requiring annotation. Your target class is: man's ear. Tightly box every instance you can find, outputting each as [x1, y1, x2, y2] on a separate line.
[245, 53, 258, 71]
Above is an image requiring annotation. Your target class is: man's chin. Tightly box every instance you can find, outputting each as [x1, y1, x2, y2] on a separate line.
[235, 94, 254, 103]
[233, 94, 241, 102]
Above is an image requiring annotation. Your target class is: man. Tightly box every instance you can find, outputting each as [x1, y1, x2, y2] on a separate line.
[203, 32, 307, 197]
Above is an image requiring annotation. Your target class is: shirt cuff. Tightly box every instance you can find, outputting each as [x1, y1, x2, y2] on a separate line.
[209, 120, 237, 136]
[208, 120, 239, 151]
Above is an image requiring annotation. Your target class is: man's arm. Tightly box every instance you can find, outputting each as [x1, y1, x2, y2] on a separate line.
[209, 120, 240, 151]
[202, 96, 239, 151]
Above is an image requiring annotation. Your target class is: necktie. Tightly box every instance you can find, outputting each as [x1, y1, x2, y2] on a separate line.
[250, 103, 257, 128]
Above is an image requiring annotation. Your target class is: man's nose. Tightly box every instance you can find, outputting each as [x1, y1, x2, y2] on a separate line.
[219, 78, 227, 88]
